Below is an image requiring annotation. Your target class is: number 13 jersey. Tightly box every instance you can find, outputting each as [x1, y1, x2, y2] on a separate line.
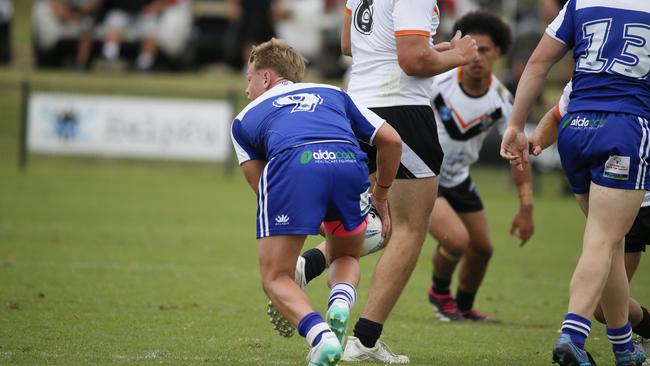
[546, 0, 650, 116]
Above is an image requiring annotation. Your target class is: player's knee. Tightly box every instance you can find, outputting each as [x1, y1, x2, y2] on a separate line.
[440, 233, 470, 259]
[469, 241, 493, 260]
[260, 268, 290, 295]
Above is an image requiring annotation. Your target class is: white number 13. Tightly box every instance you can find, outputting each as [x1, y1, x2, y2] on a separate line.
[577, 19, 650, 79]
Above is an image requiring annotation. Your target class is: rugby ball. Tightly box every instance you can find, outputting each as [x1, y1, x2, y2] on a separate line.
[361, 207, 386, 256]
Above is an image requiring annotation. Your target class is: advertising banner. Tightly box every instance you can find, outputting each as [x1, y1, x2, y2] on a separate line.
[28, 93, 233, 162]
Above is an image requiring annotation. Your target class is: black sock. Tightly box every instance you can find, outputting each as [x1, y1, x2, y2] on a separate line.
[633, 306, 650, 338]
[302, 248, 327, 284]
[353, 317, 383, 348]
[432, 275, 451, 294]
[456, 289, 476, 313]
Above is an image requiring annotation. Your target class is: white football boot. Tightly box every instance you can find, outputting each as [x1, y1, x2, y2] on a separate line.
[307, 332, 342, 366]
[342, 336, 409, 363]
[267, 256, 308, 337]
[634, 336, 650, 366]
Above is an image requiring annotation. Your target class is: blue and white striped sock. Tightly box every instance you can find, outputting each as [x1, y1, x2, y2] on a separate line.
[607, 322, 634, 353]
[328, 282, 356, 310]
[298, 312, 332, 347]
[561, 313, 591, 349]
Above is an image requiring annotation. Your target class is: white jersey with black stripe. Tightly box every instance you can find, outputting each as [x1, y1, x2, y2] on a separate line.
[345, 0, 440, 108]
[431, 68, 512, 188]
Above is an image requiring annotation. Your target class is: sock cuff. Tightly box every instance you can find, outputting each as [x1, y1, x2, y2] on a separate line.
[298, 312, 325, 338]
[432, 276, 451, 293]
[562, 313, 592, 337]
[607, 322, 633, 338]
[353, 317, 383, 348]
[328, 282, 357, 308]
[565, 313, 592, 328]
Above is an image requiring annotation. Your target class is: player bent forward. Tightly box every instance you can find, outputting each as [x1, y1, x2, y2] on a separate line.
[230, 38, 402, 366]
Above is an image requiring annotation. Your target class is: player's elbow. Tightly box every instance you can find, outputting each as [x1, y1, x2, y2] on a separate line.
[341, 44, 351, 57]
[376, 127, 402, 152]
[398, 56, 424, 76]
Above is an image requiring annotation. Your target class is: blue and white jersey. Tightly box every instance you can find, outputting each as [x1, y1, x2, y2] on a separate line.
[231, 82, 385, 164]
[546, 0, 650, 116]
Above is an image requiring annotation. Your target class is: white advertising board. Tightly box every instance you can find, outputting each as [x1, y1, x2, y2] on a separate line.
[28, 92, 233, 162]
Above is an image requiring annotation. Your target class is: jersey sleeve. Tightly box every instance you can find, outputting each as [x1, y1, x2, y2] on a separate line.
[231, 119, 264, 165]
[556, 81, 573, 119]
[545, 0, 575, 47]
[344, 93, 385, 145]
[393, 0, 437, 38]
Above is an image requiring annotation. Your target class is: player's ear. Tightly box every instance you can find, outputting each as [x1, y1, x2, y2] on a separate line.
[264, 70, 274, 87]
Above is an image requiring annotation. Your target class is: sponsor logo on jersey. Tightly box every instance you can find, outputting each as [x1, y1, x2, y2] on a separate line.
[272, 93, 323, 113]
[563, 114, 607, 129]
[354, 0, 374, 35]
[275, 214, 290, 225]
[300, 150, 312, 164]
[300, 149, 357, 164]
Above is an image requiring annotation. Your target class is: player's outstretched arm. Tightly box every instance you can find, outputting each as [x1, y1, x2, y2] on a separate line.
[341, 10, 352, 56]
[396, 30, 478, 77]
[529, 106, 561, 156]
[502, 34, 567, 169]
[371, 123, 402, 239]
[509, 164, 534, 247]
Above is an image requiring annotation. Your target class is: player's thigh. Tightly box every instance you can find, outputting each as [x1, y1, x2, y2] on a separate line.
[258, 235, 307, 278]
[326, 230, 365, 259]
[586, 183, 645, 242]
[389, 177, 438, 231]
[430, 197, 469, 251]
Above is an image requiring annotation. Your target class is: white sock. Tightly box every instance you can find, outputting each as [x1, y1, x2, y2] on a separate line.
[103, 42, 119, 60]
[136, 53, 154, 70]
[328, 282, 356, 310]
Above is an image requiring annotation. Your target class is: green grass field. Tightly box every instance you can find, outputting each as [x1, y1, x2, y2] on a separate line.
[0, 67, 649, 366]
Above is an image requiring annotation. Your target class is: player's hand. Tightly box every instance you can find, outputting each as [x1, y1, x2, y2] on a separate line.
[500, 126, 529, 171]
[510, 205, 534, 247]
[450, 31, 478, 66]
[528, 136, 543, 156]
[371, 196, 391, 240]
[434, 41, 451, 52]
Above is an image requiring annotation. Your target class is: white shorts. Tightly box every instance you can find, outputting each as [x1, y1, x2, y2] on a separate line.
[104, 10, 158, 38]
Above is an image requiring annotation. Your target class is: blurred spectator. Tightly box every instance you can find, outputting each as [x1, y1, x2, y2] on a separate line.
[49, 0, 103, 69]
[436, 0, 479, 39]
[102, 0, 164, 71]
[0, 0, 11, 64]
[226, 0, 286, 69]
[539, 0, 568, 25]
[275, 0, 321, 61]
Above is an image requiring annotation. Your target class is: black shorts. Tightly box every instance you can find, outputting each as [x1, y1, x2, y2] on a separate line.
[625, 206, 650, 253]
[438, 177, 484, 213]
[361, 105, 444, 179]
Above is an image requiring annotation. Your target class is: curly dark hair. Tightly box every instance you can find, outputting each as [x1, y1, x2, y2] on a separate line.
[453, 11, 512, 55]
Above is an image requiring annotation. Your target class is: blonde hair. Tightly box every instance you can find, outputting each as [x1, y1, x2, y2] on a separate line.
[248, 38, 306, 83]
